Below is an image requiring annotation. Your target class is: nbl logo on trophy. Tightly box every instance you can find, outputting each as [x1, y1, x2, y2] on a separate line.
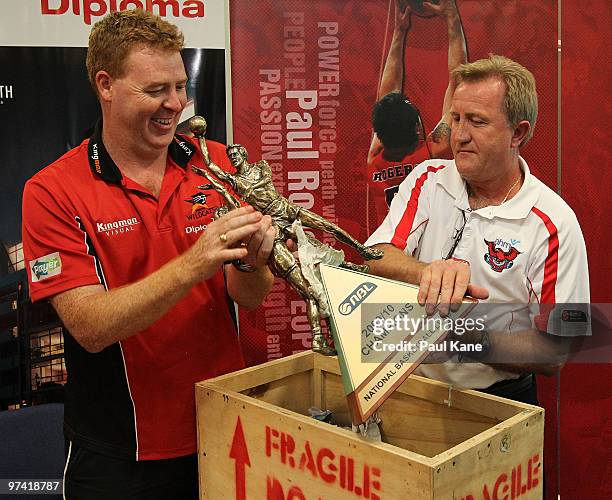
[338, 283, 378, 316]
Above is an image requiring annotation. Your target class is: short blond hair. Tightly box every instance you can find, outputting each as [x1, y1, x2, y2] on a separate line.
[86, 9, 184, 93]
[452, 54, 538, 146]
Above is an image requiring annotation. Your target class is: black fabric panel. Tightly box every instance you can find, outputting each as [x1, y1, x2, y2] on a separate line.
[63, 332, 137, 459]
[62, 219, 136, 458]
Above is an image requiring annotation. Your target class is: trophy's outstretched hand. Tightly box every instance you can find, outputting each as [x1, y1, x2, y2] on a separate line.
[189, 115, 211, 166]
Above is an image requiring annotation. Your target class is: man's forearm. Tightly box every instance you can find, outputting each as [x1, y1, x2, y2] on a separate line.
[446, 10, 467, 72]
[226, 264, 274, 310]
[51, 252, 203, 353]
[367, 243, 425, 285]
[462, 328, 572, 376]
[378, 28, 408, 98]
[429, 4, 467, 155]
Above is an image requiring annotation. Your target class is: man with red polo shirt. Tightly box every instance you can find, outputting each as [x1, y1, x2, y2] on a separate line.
[367, 0, 467, 231]
[22, 10, 275, 500]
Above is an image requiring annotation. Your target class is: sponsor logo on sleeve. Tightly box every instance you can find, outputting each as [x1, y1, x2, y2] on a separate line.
[561, 310, 588, 322]
[30, 252, 62, 282]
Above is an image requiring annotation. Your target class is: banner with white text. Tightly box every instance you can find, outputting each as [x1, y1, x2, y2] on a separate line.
[229, 0, 558, 364]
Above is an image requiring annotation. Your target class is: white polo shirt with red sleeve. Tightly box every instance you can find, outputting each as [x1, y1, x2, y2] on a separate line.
[22, 120, 244, 460]
[366, 157, 590, 389]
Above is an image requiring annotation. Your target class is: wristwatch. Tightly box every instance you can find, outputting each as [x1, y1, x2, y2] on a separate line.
[232, 259, 257, 273]
[459, 330, 491, 362]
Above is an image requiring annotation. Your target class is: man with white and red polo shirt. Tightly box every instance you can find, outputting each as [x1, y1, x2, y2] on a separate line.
[366, 55, 590, 404]
[22, 10, 276, 500]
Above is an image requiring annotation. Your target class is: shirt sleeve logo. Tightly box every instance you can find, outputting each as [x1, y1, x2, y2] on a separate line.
[561, 310, 588, 322]
[29, 252, 62, 282]
[484, 239, 521, 273]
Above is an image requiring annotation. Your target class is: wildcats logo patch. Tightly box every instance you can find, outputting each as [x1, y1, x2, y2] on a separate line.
[185, 192, 209, 213]
[484, 239, 521, 273]
[29, 252, 62, 282]
[184, 190, 216, 222]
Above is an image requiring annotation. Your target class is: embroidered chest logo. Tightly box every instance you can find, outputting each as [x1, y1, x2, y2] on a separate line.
[184, 190, 215, 222]
[484, 239, 521, 273]
[96, 217, 140, 236]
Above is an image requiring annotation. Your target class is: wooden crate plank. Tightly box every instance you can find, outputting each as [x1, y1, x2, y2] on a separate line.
[392, 375, 525, 422]
[242, 371, 313, 416]
[313, 355, 527, 422]
[432, 410, 544, 499]
[312, 367, 323, 410]
[377, 390, 499, 457]
[197, 350, 314, 393]
[321, 371, 356, 427]
[314, 352, 342, 375]
[197, 387, 434, 499]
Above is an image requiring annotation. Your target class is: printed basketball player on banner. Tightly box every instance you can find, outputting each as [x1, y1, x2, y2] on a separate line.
[366, 0, 467, 232]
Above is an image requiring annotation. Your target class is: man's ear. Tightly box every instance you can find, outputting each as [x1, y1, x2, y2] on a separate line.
[95, 71, 113, 102]
[511, 120, 531, 148]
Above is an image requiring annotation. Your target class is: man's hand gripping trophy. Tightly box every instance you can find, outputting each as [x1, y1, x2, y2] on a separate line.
[189, 116, 383, 355]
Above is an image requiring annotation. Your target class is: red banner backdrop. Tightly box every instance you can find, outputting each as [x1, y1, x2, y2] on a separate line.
[229, 1, 610, 498]
[558, 1, 612, 498]
[228, 0, 557, 364]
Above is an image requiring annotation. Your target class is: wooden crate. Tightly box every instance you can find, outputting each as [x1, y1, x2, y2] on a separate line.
[196, 351, 543, 499]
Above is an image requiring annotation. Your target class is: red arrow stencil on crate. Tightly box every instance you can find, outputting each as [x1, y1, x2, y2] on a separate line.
[229, 416, 251, 500]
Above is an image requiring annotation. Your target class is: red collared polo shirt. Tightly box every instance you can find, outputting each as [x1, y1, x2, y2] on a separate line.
[22, 120, 244, 460]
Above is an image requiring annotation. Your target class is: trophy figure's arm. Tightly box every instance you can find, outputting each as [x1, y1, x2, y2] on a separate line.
[197, 171, 241, 210]
[204, 158, 231, 185]
[188, 115, 235, 189]
[192, 155, 239, 194]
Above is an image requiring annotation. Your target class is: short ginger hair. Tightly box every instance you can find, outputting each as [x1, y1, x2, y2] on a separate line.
[86, 9, 184, 93]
